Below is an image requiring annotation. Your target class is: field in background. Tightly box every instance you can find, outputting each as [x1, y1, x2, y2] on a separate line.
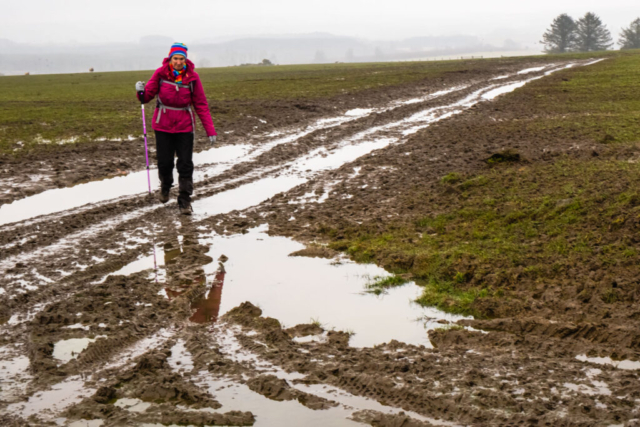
[0, 50, 621, 156]
[323, 51, 640, 317]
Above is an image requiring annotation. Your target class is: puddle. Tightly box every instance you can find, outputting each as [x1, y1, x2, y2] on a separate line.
[0, 145, 251, 227]
[0, 205, 159, 277]
[0, 106, 375, 227]
[64, 323, 90, 331]
[193, 176, 306, 218]
[185, 268, 225, 324]
[7, 375, 96, 420]
[110, 223, 470, 348]
[292, 383, 458, 426]
[3, 303, 48, 327]
[518, 65, 547, 74]
[173, 341, 390, 426]
[114, 397, 153, 413]
[197, 227, 469, 348]
[576, 354, 640, 370]
[96, 244, 164, 283]
[563, 368, 612, 397]
[131, 328, 459, 427]
[52, 336, 106, 363]
[0, 346, 33, 402]
[563, 381, 611, 396]
[210, 328, 457, 425]
[196, 363, 458, 426]
[344, 108, 373, 116]
[198, 375, 362, 427]
[167, 339, 195, 374]
[192, 137, 397, 219]
[480, 81, 527, 100]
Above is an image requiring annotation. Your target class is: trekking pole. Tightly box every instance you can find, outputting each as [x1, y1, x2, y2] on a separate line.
[138, 91, 152, 194]
[150, 223, 159, 284]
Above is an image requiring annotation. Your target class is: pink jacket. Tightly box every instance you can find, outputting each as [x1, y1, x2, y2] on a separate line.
[138, 58, 217, 136]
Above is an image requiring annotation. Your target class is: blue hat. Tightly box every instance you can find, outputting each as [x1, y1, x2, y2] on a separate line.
[169, 43, 188, 59]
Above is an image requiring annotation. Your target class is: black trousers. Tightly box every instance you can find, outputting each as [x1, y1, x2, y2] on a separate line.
[154, 130, 194, 207]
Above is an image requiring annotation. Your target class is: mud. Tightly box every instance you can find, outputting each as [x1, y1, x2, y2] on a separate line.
[0, 62, 501, 208]
[215, 302, 640, 426]
[2, 58, 637, 426]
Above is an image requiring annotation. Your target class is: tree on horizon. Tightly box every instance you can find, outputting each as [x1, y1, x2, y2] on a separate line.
[619, 18, 640, 49]
[541, 14, 578, 53]
[573, 12, 613, 52]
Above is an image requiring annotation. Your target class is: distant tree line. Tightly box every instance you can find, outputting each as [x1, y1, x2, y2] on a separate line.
[541, 13, 640, 53]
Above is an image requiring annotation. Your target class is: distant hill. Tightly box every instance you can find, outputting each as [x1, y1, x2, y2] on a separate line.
[0, 33, 527, 75]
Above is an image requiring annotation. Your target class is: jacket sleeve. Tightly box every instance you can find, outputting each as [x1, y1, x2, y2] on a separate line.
[137, 69, 161, 104]
[191, 76, 217, 137]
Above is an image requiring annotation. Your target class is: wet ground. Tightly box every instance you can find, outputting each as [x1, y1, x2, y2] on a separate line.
[2, 58, 637, 426]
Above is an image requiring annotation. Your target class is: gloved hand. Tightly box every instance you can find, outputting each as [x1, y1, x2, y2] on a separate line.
[135, 81, 145, 92]
[209, 135, 217, 145]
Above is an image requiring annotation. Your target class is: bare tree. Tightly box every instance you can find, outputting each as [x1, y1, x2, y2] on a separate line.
[541, 14, 577, 53]
[619, 18, 640, 50]
[573, 12, 613, 52]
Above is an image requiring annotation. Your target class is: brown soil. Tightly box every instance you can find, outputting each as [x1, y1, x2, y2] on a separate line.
[0, 64, 503, 207]
[2, 58, 637, 427]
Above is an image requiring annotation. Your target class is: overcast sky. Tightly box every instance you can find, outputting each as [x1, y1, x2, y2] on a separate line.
[3, 0, 638, 46]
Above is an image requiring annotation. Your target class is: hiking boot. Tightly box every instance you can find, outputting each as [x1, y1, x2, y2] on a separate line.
[158, 190, 170, 203]
[179, 203, 193, 215]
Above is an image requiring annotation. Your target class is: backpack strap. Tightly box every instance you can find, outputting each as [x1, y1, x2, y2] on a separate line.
[155, 79, 196, 133]
[159, 78, 193, 92]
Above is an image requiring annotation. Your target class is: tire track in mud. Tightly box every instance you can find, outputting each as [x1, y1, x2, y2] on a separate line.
[0, 61, 569, 239]
[0, 63, 579, 308]
[0, 81, 470, 248]
[0, 62, 576, 281]
[0, 59, 584, 380]
[0, 82, 486, 286]
[2, 59, 618, 426]
[209, 302, 640, 426]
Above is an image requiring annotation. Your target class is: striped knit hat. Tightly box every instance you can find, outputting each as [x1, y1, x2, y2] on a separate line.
[169, 43, 188, 59]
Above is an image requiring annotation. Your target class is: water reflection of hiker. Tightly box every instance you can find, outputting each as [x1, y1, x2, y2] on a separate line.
[162, 231, 227, 324]
[135, 43, 218, 215]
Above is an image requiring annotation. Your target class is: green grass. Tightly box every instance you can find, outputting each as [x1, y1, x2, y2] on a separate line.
[365, 275, 409, 295]
[332, 159, 640, 317]
[324, 51, 640, 318]
[0, 61, 473, 155]
[0, 50, 623, 156]
[310, 317, 323, 327]
[502, 51, 640, 146]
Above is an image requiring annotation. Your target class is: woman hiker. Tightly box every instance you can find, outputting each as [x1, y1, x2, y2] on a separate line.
[135, 42, 217, 215]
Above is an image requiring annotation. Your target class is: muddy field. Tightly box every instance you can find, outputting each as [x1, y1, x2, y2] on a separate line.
[1, 58, 639, 427]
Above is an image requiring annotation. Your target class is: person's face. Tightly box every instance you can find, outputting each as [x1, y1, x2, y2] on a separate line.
[171, 55, 186, 70]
